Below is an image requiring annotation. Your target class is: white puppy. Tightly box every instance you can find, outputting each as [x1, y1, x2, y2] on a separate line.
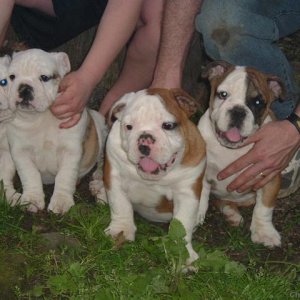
[104, 88, 206, 264]
[6, 49, 106, 214]
[0, 55, 20, 203]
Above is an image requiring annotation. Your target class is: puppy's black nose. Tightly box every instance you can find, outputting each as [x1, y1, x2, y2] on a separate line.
[229, 106, 247, 128]
[138, 144, 151, 156]
[18, 83, 34, 102]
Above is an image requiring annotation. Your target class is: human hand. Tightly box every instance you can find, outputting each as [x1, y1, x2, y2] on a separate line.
[217, 120, 300, 192]
[51, 70, 95, 128]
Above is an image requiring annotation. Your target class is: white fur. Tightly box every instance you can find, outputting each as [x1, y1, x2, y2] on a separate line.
[105, 90, 205, 264]
[0, 55, 21, 203]
[6, 49, 106, 214]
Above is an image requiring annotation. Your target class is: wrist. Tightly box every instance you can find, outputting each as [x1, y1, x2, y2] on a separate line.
[286, 112, 300, 135]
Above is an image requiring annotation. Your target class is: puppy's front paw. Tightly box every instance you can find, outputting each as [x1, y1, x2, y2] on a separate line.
[48, 193, 75, 214]
[105, 221, 136, 241]
[20, 192, 45, 212]
[250, 222, 281, 247]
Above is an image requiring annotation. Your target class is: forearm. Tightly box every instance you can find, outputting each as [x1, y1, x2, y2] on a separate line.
[78, 0, 143, 88]
[152, 0, 203, 88]
[0, 0, 14, 46]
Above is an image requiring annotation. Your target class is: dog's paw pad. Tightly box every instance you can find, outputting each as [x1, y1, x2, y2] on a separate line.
[48, 194, 74, 215]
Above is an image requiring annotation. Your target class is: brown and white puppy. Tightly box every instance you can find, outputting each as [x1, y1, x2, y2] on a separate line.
[0, 55, 21, 203]
[104, 88, 206, 264]
[197, 61, 283, 247]
[6, 49, 106, 214]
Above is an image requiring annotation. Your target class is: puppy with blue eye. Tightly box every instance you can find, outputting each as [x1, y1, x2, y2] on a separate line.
[197, 61, 284, 247]
[6, 49, 106, 214]
[103, 88, 206, 266]
[0, 55, 21, 203]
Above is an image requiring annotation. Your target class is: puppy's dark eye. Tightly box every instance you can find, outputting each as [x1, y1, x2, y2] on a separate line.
[40, 75, 50, 82]
[0, 79, 7, 86]
[217, 91, 228, 100]
[126, 124, 133, 130]
[162, 122, 178, 130]
[9, 74, 15, 81]
[253, 96, 265, 107]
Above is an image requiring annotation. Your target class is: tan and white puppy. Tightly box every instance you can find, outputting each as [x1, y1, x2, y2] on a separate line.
[197, 61, 283, 247]
[104, 88, 206, 264]
[0, 55, 20, 203]
[6, 49, 106, 214]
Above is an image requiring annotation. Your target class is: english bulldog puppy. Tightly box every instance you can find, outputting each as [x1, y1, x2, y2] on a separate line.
[197, 61, 283, 247]
[104, 88, 206, 264]
[0, 55, 20, 203]
[6, 49, 106, 214]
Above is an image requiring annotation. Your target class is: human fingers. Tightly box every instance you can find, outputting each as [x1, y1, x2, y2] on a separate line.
[234, 167, 275, 193]
[218, 151, 256, 181]
[252, 170, 280, 191]
[59, 113, 82, 129]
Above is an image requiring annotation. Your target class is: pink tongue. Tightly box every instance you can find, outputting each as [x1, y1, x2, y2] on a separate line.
[224, 127, 242, 142]
[139, 157, 160, 173]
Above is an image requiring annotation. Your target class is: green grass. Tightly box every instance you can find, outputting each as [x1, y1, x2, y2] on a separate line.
[0, 184, 299, 299]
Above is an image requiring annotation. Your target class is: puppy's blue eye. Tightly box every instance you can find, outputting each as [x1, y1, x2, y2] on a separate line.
[0, 79, 7, 86]
[40, 75, 50, 82]
[162, 122, 177, 130]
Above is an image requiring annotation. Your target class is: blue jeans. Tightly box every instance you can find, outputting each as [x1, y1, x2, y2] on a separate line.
[196, 0, 300, 119]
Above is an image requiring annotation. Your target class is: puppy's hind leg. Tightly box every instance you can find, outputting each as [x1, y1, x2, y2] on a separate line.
[215, 200, 244, 227]
[89, 162, 107, 205]
[0, 151, 21, 205]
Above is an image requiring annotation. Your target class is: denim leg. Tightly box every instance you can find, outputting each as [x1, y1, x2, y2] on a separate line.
[196, 0, 300, 119]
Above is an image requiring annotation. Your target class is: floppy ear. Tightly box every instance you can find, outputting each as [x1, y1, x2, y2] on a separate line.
[107, 92, 135, 127]
[170, 88, 199, 118]
[51, 52, 71, 77]
[202, 60, 232, 81]
[267, 75, 286, 101]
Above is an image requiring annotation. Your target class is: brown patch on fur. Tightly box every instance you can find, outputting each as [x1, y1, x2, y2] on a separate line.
[262, 175, 281, 208]
[156, 196, 174, 213]
[103, 152, 111, 191]
[193, 172, 204, 200]
[147, 88, 206, 167]
[79, 113, 99, 173]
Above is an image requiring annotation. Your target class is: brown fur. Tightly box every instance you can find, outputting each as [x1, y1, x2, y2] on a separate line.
[103, 153, 111, 191]
[156, 196, 174, 213]
[79, 113, 99, 173]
